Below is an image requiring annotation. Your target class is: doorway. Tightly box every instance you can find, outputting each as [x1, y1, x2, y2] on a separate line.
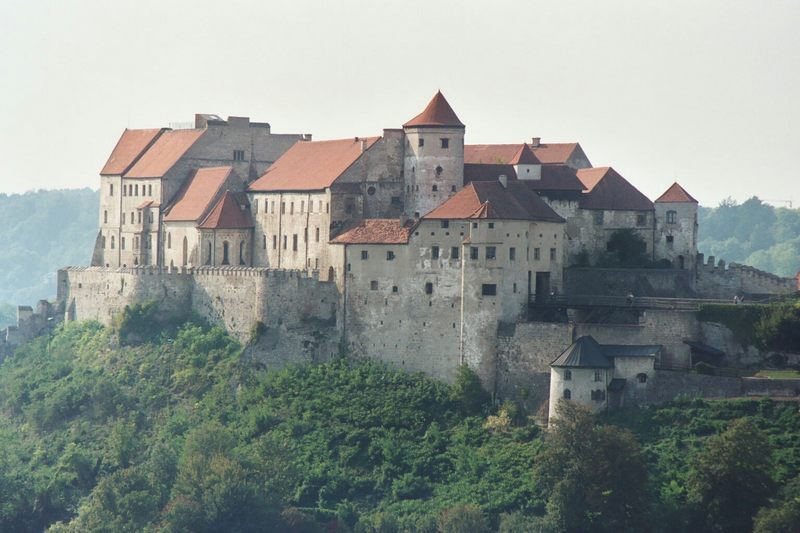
[535, 272, 550, 302]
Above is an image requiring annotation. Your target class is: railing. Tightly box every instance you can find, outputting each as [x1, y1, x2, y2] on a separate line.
[528, 294, 781, 311]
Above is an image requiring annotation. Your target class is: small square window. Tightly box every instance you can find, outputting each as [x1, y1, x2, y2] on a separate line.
[386, 251, 395, 261]
[440, 138, 449, 149]
[361, 250, 369, 260]
[534, 248, 541, 260]
[392, 285, 398, 293]
[370, 280, 378, 290]
[509, 247, 516, 261]
[233, 149, 245, 161]
[564, 370, 572, 380]
[418, 138, 424, 147]
[486, 246, 496, 260]
[472, 222, 478, 229]
[441, 220, 449, 228]
[666, 210, 677, 224]
[470, 247, 479, 260]
[488, 222, 494, 229]
[481, 284, 497, 296]
[432, 246, 439, 259]
[451, 246, 459, 259]
[550, 248, 556, 260]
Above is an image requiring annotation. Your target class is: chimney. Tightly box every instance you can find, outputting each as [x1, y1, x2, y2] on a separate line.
[531, 137, 541, 148]
[360, 138, 368, 153]
[399, 213, 409, 226]
[498, 174, 508, 188]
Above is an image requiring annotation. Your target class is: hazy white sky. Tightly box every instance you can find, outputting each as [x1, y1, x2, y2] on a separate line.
[1, 0, 798, 206]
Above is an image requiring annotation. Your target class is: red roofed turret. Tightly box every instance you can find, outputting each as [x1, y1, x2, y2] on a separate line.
[655, 182, 698, 203]
[403, 91, 464, 128]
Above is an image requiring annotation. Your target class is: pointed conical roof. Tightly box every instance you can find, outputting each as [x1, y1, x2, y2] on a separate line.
[551, 336, 613, 368]
[510, 143, 541, 165]
[403, 91, 465, 128]
[655, 182, 698, 203]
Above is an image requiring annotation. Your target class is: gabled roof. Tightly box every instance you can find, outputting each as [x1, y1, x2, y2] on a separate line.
[551, 336, 613, 368]
[531, 143, 583, 165]
[403, 91, 464, 128]
[124, 129, 205, 178]
[464, 163, 517, 183]
[163, 166, 232, 222]
[248, 137, 380, 192]
[551, 336, 661, 368]
[100, 128, 165, 175]
[197, 191, 253, 229]
[331, 219, 414, 244]
[465, 144, 529, 165]
[576, 167, 654, 211]
[423, 181, 564, 222]
[463, 163, 585, 192]
[655, 182, 698, 204]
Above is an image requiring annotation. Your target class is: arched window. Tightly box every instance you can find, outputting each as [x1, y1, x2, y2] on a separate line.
[206, 242, 212, 265]
[239, 240, 246, 265]
[121, 237, 126, 250]
[563, 389, 571, 400]
[181, 236, 188, 266]
[327, 266, 335, 281]
[564, 369, 572, 381]
[435, 165, 443, 176]
[432, 184, 438, 192]
[102, 235, 106, 248]
[167, 233, 172, 249]
[222, 241, 230, 265]
[111, 236, 115, 249]
[103, 210, 108, 224]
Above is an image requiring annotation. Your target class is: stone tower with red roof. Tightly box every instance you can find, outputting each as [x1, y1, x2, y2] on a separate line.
[654, 182, 699, 270]
[402, 91, 465, 217]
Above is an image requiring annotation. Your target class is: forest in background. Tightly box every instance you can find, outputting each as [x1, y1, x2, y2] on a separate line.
[698, 197, 800, 278]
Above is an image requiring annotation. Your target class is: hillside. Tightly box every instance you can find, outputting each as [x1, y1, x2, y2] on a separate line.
[0, 316, 797, 532]
[0, 189, 98, 322]
[699, 197, 800, 278]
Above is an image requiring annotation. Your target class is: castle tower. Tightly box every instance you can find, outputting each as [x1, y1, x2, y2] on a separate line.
[402, 91, 465, 217]
[654, 182, 699, 270]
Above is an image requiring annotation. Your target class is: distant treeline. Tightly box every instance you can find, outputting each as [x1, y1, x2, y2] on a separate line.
[0, 189, 98, 320]
[699, 197, 800, 278]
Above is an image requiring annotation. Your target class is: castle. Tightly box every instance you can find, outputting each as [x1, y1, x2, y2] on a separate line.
[13, 91, 798, 417]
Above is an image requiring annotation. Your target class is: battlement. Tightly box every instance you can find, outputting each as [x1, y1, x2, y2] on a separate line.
[695, 253, 796, 299]
[60, 265, 326, 281]
[1, 299, 61, 360]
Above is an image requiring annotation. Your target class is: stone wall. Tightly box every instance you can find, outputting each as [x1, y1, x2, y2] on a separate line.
[58, 267, 340, 362]
[695, 253, 797, 299]
[564, 267, 696, 298]
[1, 300, 60, 361]
[645, 370, 743, 403]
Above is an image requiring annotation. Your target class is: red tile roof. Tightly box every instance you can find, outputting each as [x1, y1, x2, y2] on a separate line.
[197, 191, 253, 229]
[463, 164, 585, 192]
[403, 91, 464, 128]
[424, 181, 564, 222]
[248, 137, 379, 192]
[531, 143, 581, 165]
[576, 167, 654, 211]
[330, 219, 413, 244]
[512, 144, 541, 164]
[100, 129, 165, 175]
[655, 182, 698, 203]
[163, 166, 232, 222]
[136, 200, 154, 209]
[124, 129, 205, 178]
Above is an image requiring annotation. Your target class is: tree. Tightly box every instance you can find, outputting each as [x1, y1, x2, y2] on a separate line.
[687, 418, 775, 533]
[602, 229, 648, 267]
[451, 365, 490, 416]
[754, 475, 800, 533]
[533, 401, 650, 533]
[436, 504, 490, 533]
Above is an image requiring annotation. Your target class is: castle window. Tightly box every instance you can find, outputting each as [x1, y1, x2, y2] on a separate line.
[206, 242, 212, 264]
[481, 284, 497, 296]
[391, 196, 401, 206]
[315, 258, 319, 269]
[111, 236, 115, 249]
[110, 184, 114, 196]
[361, 250, 369, 260]
[594, 211, 604, 225]
[666, 235, 674, 249]
[290, 202, 294, 214]
[131, 212, 134, 224]
[370, 280, 378, 290]
[386, 251, 395, 261]
[315, 227, 320, 242]
[440, 138, 450, 149]
[441, 220, 449, 228]
[367, 186, 376, 196]
[564, 369, 572, 380]
[239, 241, 246, 265]
[470, 247, 478, 260]
[303, 227, 307, 242]
[435, 165, 443, 177]
[101, 235, 106, 248]
[326, 202, 329, 213]
[666, 210, 677, 224]
[509, 247, 516, 261]
[283, 235, 287, 249]
[104, 210, 108, 224]
[534, 247, 541, 260]
[488, 222, 494, 229]
[318, 200, 322, 212]
[254, 199, 258, 213]
[273, 235, 277, 249]
[472, 222, 478, 228]
[432, 246, 439, 260]
[281, 202, 286, 214]
[594, 371, 602, 382]
[149, 211, 153, 223]
[134, 184, 138, 196]
[451, 246, 459, 259]
[121, 237, 126, 250]
[301, 200, 305, 213]
[486, 246, 496, 260]
[432, 184, 438, 192]
[563, 389, 571, 400]
[233, 149, 245, 161]
[122, 212, 126, 224]
[418, 138, 424, 147]
[392, 285, 398, 293]
[550, 248, 557, 261]
[637, 373, 648, 383]
[138, 211, 142, 224]
[451, 185, 456, 192]
[222, 241, 230, 265]
[167, 232, 171, 249]
[637, 213, 647, 227]
[148, 185, 152, 196]
[263, 235, 267, 249]
[425, 282, 433, 295]
[292, 234, 298, 251]
[271, 201, 275, 213]
[414, 211, 420, 218]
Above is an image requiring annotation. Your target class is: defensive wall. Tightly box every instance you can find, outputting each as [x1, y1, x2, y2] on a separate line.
[58, 266, 341, 362]
[564, 267, 696, 298]
[695, 253, 797, 299]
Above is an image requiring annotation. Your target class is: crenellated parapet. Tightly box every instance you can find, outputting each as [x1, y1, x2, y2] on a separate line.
[695, 253, 797, 299]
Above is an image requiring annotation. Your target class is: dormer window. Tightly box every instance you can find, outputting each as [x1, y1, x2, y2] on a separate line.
[440, 138, 449, 149]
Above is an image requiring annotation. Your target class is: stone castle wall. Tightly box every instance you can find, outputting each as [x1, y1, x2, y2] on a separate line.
[564, 267, 696, 298]
[695, 253, 797, 299]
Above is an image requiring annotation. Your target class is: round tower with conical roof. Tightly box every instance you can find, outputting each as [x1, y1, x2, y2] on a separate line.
[402, 91, 465, 217]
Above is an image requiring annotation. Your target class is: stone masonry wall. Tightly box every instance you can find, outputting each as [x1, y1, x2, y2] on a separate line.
[695, 253, 797, 299]
[565, 267, 696, 298]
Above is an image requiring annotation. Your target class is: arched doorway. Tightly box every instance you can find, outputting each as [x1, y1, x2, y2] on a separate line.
[182, 237, 188, 266]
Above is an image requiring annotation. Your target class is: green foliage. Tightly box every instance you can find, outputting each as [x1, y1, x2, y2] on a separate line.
[699, 197, 800, 277]
[698, 300, 800, 351]
[451, 364, 491, 416]
[753, 475, 800, 533]
[600, 228, 650, 268]
[0, 189, 99, 306]
[687, 418, 775, 533]
[436, 504, 490, 533]
[535, 402, 650, 533]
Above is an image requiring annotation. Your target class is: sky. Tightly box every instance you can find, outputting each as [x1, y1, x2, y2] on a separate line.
[1, 0, 798, 207]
